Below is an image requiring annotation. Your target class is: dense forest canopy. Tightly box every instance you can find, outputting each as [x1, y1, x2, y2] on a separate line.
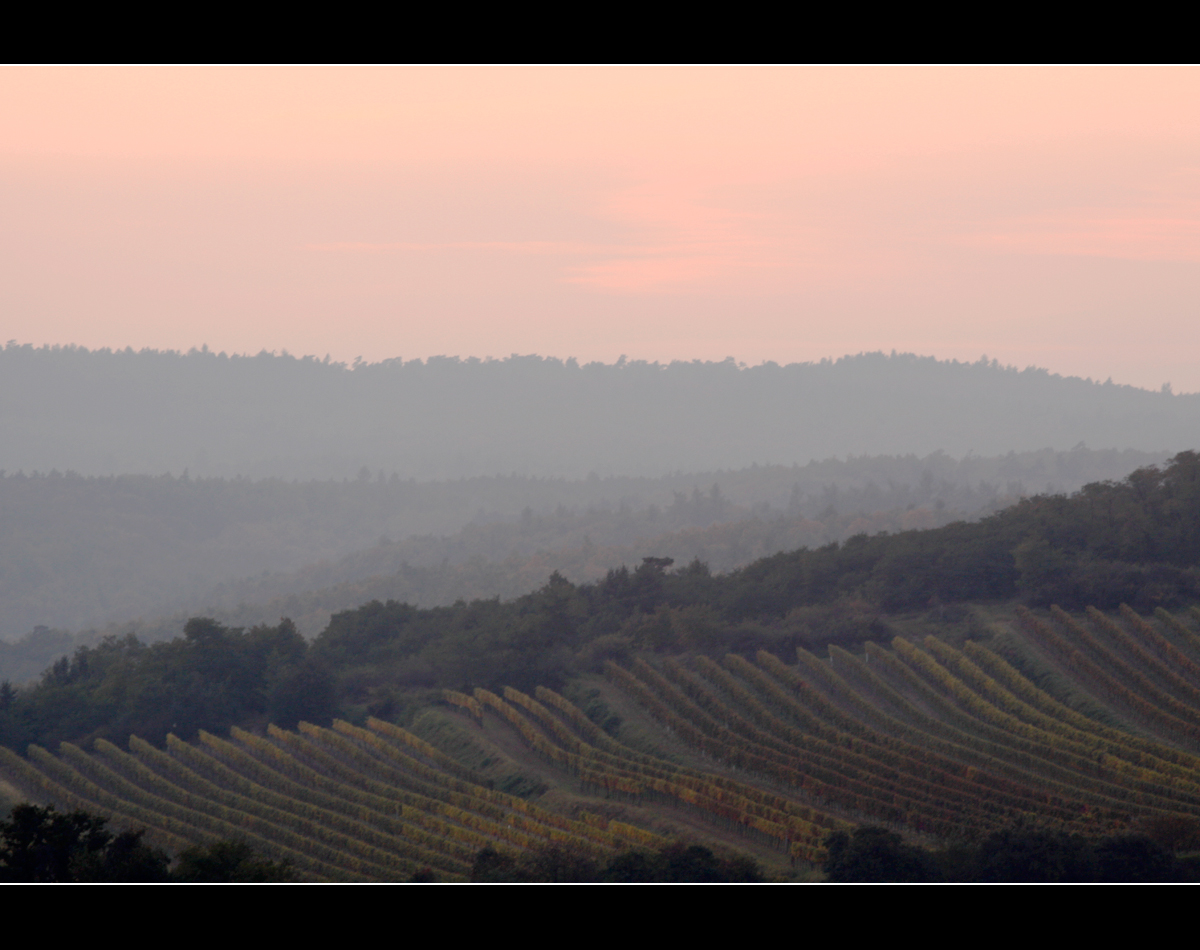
[1, 344, 1193, 480]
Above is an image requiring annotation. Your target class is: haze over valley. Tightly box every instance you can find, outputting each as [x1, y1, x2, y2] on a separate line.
[4, 67, 1200, 882]
[0, 346, 1184, 679]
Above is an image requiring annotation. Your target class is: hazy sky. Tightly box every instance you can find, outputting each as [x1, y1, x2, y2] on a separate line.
[3, 66, 1198, 390]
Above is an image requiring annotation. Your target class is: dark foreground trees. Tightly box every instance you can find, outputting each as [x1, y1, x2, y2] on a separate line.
[823, 826, 1186, 883]
[0, 803, 169, 882]
[470, 843, 761, 883]
[0, 803, 292, 883]
[823, 827, 938, 882]
[172, 840, 293, 883]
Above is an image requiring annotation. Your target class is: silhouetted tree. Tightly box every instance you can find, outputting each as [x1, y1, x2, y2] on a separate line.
[0, 803, 168, 882]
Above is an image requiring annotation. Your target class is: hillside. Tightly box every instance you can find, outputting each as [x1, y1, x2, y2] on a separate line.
[2, 451, 1198, 878]
[0, 446, 1165, 673]
[6, 604, 1200, 880]
[2, 345, 1193, 480]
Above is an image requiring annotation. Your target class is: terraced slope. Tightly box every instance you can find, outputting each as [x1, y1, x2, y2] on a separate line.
[0, 715, 673, 881]
[4, 605, 1200, 877]
[589, 606, 1200, 842]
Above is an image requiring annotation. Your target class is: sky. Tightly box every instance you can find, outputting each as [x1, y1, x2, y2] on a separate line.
[2, 65, 1198, 391]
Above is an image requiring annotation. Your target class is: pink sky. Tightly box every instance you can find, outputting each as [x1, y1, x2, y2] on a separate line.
[2, 66, 1198, 390]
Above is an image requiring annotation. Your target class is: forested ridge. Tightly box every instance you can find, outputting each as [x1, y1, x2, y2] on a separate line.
[2, 344, 1193, 480]
[0, 446, 1164, 659]
[3, 452, 1196, 754]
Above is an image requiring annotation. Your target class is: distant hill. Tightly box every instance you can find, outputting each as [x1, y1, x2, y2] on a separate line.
[0, 447, 1164, 650]
[0, 344, 1193, 480]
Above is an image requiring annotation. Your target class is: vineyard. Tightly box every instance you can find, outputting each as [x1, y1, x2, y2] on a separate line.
[591, 605, 1200, 844]
[4, 604, 1200, 880]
